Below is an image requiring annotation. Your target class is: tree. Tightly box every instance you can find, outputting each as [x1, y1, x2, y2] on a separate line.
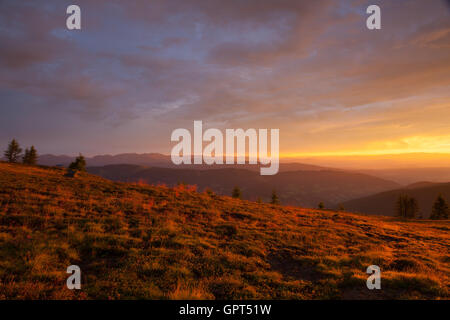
[231, 186, 242, 199]
[430, 194, 449, 220]
[396, 194, 408, 218]
[395, 194, 419, 219]
[4, 139, 22, 163]
[407, 197, 419, 219]
[22, 146, 38, 165]
[69, 154, 86, 172]
[271, 190, 280, 205]
[318, 202, 324, 209]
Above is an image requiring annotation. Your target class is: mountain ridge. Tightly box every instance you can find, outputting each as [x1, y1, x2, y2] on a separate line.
[87, 164, 400, 208]
[342, 182, 450, 218]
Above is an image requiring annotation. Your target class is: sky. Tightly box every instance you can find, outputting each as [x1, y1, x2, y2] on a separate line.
[0, 0, 449, 164]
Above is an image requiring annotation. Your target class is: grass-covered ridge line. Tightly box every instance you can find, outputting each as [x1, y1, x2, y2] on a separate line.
[0, 162, 448, 299]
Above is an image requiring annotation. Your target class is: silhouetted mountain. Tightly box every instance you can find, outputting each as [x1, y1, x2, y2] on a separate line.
[87, 164, 400, 208]
[38, 153, 170, 167]
[404, 181, 440, 189]
[38, 154, 75, 166]
[342, 182, 450, 218]
[38, 153, 332, 172]
[360, 167, 450, 185]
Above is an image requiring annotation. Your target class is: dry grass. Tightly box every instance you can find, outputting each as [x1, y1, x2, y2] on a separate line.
[0, 162, 448, 299]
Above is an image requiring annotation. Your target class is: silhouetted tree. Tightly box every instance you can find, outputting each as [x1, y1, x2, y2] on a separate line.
[430, 194, 449, 220]
[395, 194, 419, 219]
[22, 146, 38, 165]
[318, 202, 325, 209]
[271, 190, 280, 205]
[231, 186, 242, 199]
[69, 154, 86, 172]
[408, 197, 419, 218]
[4, 139, 22, 163]
[396, 194, 408, 218]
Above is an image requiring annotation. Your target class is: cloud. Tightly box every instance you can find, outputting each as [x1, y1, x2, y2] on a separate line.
[0, 0, 449, 156]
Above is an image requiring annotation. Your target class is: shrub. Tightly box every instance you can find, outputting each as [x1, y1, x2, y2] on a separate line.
[69, 154, 86, 172]
[271, 190, 280, 205]
[231, 186, 242, 199]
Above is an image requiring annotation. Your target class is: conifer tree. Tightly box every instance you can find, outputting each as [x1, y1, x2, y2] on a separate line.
[4, 139, 22, 163]
[395, 194, 419, 219]
[430, 194, 449, 220]
[23, 146, 38, 165]
[231, 186, 242, 199]
[271, 190, 280, 205]
[69, 154, 87, 172]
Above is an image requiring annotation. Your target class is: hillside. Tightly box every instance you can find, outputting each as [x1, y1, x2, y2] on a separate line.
[87, 165, 400, 208]
[0, 162, 448, 300]
[342, 183, 450, 218]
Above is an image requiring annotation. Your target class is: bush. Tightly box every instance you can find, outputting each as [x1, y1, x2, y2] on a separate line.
[231, 186, 242, 199]
[69, 154, 86, 172]
[271, 190, 280, 205]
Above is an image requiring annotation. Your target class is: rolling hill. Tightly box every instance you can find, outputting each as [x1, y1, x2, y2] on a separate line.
[87, 164, 400, 208]
[342, 182, 450, 218]
[37, 154, 450, 186]
[37, 153, 327, 172]
[360, 167, 450, 185]
[0, 162, 448, 299]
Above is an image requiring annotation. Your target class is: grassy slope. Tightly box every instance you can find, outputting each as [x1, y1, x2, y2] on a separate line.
[0, 162, 448, 300]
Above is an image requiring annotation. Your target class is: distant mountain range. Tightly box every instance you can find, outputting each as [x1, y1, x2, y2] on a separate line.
[87, 164, 400, 208]
[359, 167, 450, 185]
[38, 153, 172, 167]
[38, 152, 341, 173]
[342, 182, 450, 218]
[37, 152, 450, 213]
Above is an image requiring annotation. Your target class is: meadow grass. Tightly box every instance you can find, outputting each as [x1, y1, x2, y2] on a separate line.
[0, 162, 448, 299]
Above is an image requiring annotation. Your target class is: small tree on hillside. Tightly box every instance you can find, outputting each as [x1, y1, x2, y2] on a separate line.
[231, 186, 242, 199]
[271, 190, 280, 205]
[395, 194, 419, 219]
[4, 139, 22, 163]
[430, 194, 449, 220]
[69, 154, 86, 172]
[407, 197, 419, 218]
[318, 202, 325, 209]
[23, 146, 38, 165]
[396, 194, 408, 218]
